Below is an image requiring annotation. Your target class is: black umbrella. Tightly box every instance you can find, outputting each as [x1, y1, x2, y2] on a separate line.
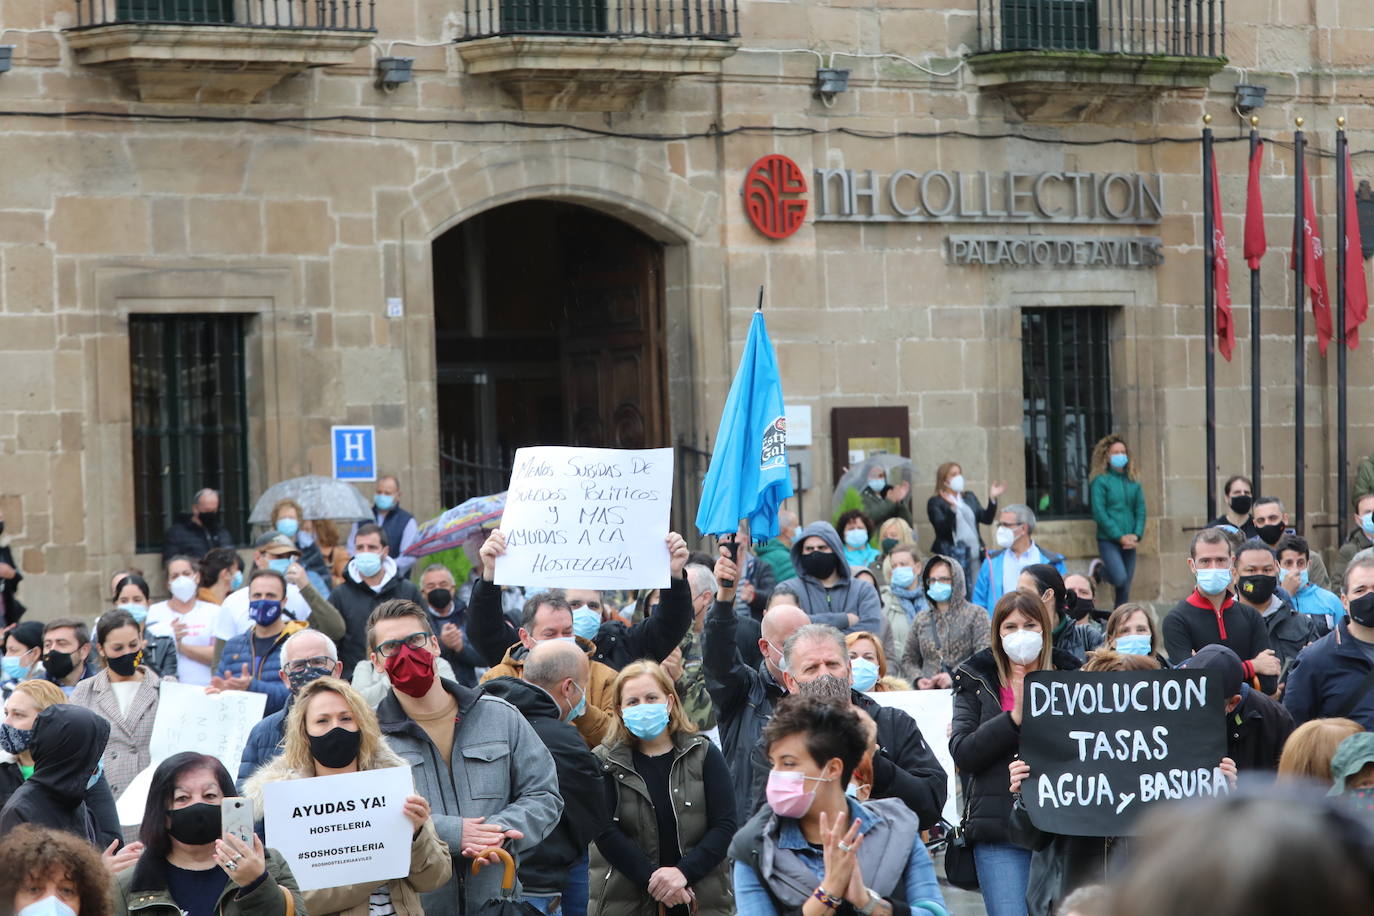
[470, 848, 542, 916]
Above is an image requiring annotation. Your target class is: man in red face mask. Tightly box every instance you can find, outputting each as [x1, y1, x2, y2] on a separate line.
[367, 598, 563, 916]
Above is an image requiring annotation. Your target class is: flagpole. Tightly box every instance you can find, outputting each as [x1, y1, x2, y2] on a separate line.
[1203, 116, 1218, 523]
[1249, 116, 1263, 494]
[1337, 117, 1350, 526]
[1294, 118, 1307, 531]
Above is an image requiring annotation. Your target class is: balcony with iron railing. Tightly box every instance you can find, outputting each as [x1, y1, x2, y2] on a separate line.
[453, 0, 739, 111]
[967, 0, 1228, 119]
[66, 0, 377, 102]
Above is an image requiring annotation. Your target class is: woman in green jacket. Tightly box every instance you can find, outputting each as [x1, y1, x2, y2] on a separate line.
[113, 752, 302, 916]
[1088, 434, 1146, 605]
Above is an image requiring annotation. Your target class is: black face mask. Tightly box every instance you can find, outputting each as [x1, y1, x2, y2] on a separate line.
[1256, 523, 1285, 546]
[1349, 593, 1374, 627]
[880, 538, 898, 554]
[308, 726, 363, 769]
[167, 802, 222, 846]
[1238, 574, 1278, 605]
[198, 511, 222, 530]
[43, 650, 76, 680]
[106, 650, 140, 677]
[800, 550, 839, 580]
[427, 588, 452, 612]
[1229, 494, 1254, 515]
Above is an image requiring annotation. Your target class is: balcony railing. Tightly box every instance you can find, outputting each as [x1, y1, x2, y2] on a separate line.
[72, 0, 375, 31]
[457, 0, 739, 41]
[975, 0, 1225, 57]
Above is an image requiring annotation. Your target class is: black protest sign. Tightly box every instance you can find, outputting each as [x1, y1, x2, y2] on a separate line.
[1019, 669, 1228, 837]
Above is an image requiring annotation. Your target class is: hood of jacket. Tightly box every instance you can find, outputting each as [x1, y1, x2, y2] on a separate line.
[241, 737, 409, 818]
[921, 553, 972, 612]
[480, 675, 564, 721]
[29, 704, 111, 798]
[789, 521, 851, 581]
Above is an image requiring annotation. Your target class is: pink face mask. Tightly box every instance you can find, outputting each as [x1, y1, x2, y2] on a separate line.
[766, 770, 831, 818]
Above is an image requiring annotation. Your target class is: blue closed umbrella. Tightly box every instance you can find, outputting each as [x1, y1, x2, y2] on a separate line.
[695, 306, 794, 542]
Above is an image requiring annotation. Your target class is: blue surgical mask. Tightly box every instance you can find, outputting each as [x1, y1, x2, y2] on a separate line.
[1362, 513, 1374, 536]
[0, 722, 33, 755]
[850, 657, 880, 692]
[867, 477, 886, 493]
[845, 781, 861, 799]
[1298, 568, 1310, 590]
[572, 608, 601, 642]
[791, 526, 803, 542]
[2, 655, 32, 682]
[927, 581, 954, 603]
[297, 529, 316, 548]
[17, 897, 77, 916]
[622, 702, 670, 740]
[86, 758, 104, 790]
[117, 602, 148, 625]
[890, 566, 916, 590]
[844, 528, 869, 549]
[1195, 568, 1232, 596]
[566, 682, 588, 722]
[354, 551, 384, 578]
[268, 557, 293, 575]
[375, 493, 396, 512]
[230, 570, 244, 590]
[276, 518, 300, 538]
[1109, 453, 1129, 470]
[1115, 634, 1153, 656]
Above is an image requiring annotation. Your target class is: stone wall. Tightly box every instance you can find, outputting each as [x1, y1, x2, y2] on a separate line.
[2, 0, 1373, 615]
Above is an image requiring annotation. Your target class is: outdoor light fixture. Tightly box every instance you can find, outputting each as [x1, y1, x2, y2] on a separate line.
[815, 67, 850, 100]
[0, 46, 13, 75]
[1235, 84, 1267, 112]
[376, 57, 413, 89]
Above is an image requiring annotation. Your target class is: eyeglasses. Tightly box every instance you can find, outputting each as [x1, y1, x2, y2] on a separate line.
[282, 656, 335, 674]
[374, 631, 431, 659]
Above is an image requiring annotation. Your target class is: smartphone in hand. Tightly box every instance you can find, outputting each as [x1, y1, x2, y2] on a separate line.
[221, 797, 254, 845]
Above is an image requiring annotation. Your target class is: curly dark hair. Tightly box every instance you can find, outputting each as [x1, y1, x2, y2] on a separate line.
[762, 694, 868, 788]
[836, 509, 874, 542]
[0, 824, 112, 916]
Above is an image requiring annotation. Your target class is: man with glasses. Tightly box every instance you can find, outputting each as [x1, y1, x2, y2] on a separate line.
[370, 598, 562, 916]
[235, 628, 343, 787]
[972, 503, 1066, 612]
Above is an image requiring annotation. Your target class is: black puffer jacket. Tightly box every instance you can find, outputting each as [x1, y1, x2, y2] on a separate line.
[949, 647, 1082, 845]
[478, 677, 609, 895]
[0, 704, 110, 840]
[160, 513, 234, 563]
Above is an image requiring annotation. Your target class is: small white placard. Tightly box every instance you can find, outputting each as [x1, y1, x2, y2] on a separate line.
[784, 404, 812, 447]
[264, 766, 415, 892]
[867, 689, 958, 825]
[150, 681, 268, 778]
[495, 445, 674, 590]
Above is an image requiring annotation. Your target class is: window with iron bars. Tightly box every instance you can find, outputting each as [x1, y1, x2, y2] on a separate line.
[130, 315, 251, 553]
[1021, 307, 1114, 518]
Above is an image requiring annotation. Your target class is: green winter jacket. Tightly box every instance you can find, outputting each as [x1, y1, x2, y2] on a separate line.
[1089, 470, 1146, 542]
[755, 538, 796, 583]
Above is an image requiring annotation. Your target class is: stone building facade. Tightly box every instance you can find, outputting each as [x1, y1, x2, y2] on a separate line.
[2, 0, 1373, 615]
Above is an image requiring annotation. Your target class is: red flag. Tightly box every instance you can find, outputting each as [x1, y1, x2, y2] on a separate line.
[1244, 141, 1266, 270]
[1210, 149, 1235, 360]
[1300, 182, 1334, 355]
[1344, 152, 1369, 348]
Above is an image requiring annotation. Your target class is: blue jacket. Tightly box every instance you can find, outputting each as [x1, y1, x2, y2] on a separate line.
[236, 706, 287, 789]
[214, 624, 300, 715]
[1290, 583, 1346, 635]
[1284, 623, 1374, 730]
[972, 543, 1066, 613]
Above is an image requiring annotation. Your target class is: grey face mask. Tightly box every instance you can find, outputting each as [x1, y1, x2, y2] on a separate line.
[796, 674, 851, 703]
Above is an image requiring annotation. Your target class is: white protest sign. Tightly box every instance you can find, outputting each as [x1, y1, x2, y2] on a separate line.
[495, 446, 674, 590]
[867, 689, 958, 825]
[116, 764, 157, 826]
[263, 766, 414, 891]
[150, 681, 268, 778]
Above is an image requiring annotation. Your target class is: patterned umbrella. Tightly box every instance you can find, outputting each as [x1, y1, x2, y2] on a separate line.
[404, 491, 506, 559]
[247, 475, 374, 524]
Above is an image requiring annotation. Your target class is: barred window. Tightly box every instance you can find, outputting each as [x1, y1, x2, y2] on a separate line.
[130, 315, 250, 553]
[1001, 0, 1100, 51]
[1022, 307, 1113, 518]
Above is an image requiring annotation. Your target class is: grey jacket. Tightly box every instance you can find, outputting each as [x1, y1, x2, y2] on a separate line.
[774, 522, 883, 634]
[376, 679, 564, 916]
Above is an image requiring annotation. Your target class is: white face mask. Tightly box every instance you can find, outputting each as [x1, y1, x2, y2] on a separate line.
[169, 574, 199, 603]
[995, 526, 1016, 549]
[1002, 629, 1043, 665]
[948, 474, 965, 493]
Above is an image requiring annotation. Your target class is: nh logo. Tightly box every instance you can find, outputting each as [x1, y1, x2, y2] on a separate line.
[332, 426, 376, 481]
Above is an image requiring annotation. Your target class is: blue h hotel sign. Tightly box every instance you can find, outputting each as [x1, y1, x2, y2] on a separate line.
[332, 426, 377, 481]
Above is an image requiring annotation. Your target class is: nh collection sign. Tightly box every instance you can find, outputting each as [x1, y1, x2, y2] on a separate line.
[742, 154, 1165, 269]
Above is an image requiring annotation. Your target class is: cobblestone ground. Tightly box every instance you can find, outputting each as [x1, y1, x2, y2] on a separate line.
[930, 849, 989, 916]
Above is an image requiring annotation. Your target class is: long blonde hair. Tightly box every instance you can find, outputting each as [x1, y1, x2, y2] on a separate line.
[1090, 434, 1137, 481]
[609, 660, 696, 746]
[283, 677, 388, 774]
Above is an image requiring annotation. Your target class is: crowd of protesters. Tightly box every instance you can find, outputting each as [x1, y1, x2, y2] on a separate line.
[5, 448, 1374, 916]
